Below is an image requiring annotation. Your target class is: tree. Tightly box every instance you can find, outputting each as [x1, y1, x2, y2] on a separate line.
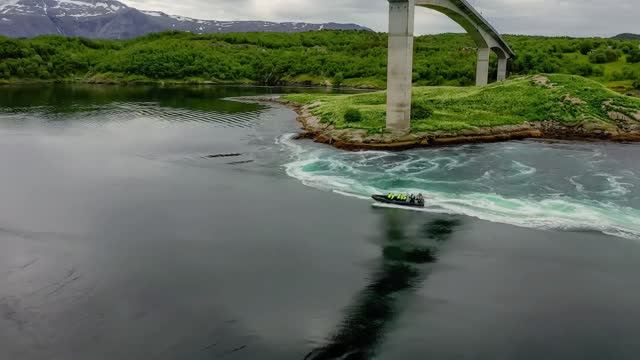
[573, 63, 594, 77]
[579, 40, 593, 55]
[605, 49, 620, 63]
[627, 48, 640, 64]
[622, 67, 638, 80]
[620, 43, 634, 54]
[589, 49, 619, 64]
[0, 63, 8, 78]
[589, 50, 607, 64]
[333, 72, 344, 87]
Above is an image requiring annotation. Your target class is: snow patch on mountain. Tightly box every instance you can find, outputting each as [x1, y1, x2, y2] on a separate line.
[0, 0, 371, 38]
[0, 0, 21, 12]
[141, 10, 163, 17]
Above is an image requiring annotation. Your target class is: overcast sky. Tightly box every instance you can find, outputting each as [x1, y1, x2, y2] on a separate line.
[121, 0, 638, 38]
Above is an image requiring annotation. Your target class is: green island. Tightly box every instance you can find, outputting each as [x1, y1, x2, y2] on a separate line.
[274, 74, 640, 149]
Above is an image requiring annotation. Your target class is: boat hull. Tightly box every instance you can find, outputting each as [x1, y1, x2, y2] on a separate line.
[371, 194, 424, 208]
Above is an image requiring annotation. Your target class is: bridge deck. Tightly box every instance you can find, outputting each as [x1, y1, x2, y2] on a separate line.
[441, 0, 514, 57]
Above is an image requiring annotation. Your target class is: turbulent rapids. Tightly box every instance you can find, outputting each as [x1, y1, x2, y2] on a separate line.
[281, 135, 640, 241]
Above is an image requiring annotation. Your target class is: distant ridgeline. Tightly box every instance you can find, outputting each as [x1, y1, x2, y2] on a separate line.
[1, 31, 639, 90]
[0, 0, 370, 39]
[612, 34, 640, 41]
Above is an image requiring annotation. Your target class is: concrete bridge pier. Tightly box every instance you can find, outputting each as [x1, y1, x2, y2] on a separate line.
[386, 0, 415, 132]
[476, 48, 490, 87]
[385, 0, 515, 132]
[497, 55, 508, 81]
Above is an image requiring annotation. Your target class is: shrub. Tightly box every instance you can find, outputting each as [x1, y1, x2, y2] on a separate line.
[628, 48, 640, 64]
[605, 49, 621, 63]
[344, 108, 362, 123]
[573, 63, 594, 77]
[592, 66, 605, 77]
[333, 72, 344, 87]
[609, 70, 625, 81]
[589, 49, 620, 64]
[589, 50, 607, 64]
[621, 43, 634, 55]
[622, 67, 638, 80]
[633, 78, 640, 89]
[579, 40, 593, 55]
[411, 101, 433, 120]
[608, 67, 640, 82]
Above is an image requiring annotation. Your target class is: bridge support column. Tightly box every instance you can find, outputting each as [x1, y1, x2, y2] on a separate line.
[497, 57, 508, 81]
[476, 47, 490, 86]
[386, 0, 415, 133]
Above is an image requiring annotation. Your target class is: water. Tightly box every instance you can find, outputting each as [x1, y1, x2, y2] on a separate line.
[284, 138, 640, 240]
[1, 84, 640, 360]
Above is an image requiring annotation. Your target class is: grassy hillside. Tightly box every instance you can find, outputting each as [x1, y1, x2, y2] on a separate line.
[1, 31, 639, 90]
[283, 74, 640, 133]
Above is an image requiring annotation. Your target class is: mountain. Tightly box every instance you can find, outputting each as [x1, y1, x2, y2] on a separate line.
[0, 0, 371, 39]
[611, 33, 640, 40]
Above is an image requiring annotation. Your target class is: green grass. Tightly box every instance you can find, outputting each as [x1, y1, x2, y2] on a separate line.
[592, 57, 640, 83]
[341, 77, 388, 89]
[283, 74, 640, 133]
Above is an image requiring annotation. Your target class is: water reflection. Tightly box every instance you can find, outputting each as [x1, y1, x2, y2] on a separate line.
[0, 84, 363, 115]
[305, 210, 461, 360]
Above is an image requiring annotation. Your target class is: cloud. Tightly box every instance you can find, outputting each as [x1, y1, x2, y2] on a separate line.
[120, 0, 639, 37]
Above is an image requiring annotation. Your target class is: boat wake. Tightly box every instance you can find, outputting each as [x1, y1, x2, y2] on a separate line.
[279, 134, 640, 241]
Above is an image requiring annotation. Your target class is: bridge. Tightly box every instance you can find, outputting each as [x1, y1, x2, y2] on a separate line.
[386, 0, 515, 132]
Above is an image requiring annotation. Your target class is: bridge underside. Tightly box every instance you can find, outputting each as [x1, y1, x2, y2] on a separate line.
[386, 0, 514, 132]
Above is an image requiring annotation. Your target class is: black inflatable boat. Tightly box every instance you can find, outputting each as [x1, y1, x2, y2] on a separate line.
[372, 194, 425, 208]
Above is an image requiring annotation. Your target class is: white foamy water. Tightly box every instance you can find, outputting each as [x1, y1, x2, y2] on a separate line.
[280, 134, 640, 241]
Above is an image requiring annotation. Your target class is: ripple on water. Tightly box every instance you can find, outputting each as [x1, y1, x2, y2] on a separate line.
[2, 102, 264, 130]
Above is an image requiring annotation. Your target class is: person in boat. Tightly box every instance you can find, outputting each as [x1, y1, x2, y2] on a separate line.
[417, 193, 425, 205]
[387, 193, 407, 201]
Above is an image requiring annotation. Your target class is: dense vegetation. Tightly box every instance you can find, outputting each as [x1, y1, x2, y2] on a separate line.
[283, 74, 640, 133]
[1, 31, 640, 90]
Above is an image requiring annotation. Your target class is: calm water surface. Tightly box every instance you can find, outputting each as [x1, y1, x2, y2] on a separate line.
[1, 84, 639, 360]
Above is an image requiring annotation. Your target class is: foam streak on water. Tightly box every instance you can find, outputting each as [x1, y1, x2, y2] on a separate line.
[281, 135, 640, 241]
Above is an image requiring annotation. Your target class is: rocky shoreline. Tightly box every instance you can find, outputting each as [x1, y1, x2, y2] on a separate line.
[245, 96, 640, 151]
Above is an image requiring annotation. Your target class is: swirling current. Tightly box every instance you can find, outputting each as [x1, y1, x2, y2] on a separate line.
[281, 135, 640, 241]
